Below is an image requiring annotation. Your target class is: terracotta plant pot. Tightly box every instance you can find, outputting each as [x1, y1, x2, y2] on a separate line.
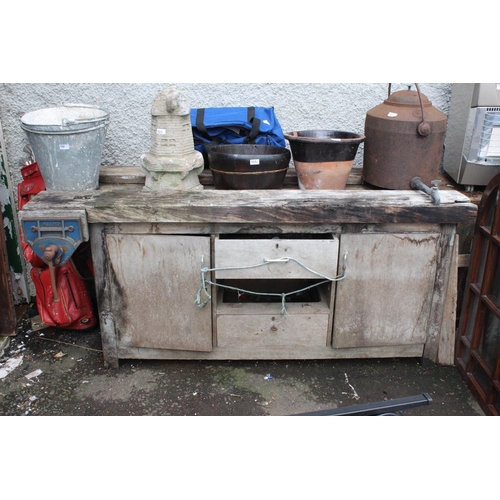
[285, 130, 365, 190]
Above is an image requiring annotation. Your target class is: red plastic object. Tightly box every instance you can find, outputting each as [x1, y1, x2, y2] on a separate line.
[17, 162, 46, 210]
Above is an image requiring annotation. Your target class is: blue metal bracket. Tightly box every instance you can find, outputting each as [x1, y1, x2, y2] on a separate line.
[21, 210, 88, 266]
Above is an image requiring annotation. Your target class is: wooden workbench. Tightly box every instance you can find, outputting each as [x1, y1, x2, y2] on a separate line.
[21, 166, 478, 368]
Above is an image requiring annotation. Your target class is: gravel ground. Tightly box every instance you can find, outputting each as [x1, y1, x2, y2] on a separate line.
[0, 305, 484, 417]
[0, 304, 492, 500]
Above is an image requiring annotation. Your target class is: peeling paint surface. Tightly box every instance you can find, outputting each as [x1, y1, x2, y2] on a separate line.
[0, 120, 28, 303]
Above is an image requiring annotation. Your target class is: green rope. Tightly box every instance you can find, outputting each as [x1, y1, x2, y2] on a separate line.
[195, 253, 347, 316]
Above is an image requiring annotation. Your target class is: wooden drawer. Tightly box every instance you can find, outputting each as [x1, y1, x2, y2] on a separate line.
[214, 237, 339, 279]
[216, 285, 331, 348]
[217, 305, 330, 348]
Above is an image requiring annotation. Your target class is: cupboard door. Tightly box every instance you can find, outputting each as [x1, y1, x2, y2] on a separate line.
[106, 234, 212, 352]
[333, 232, 439, 348]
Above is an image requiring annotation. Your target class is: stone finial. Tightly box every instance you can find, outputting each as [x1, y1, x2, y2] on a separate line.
[140, 86, 204, 191]
[151, 87, 190, 116]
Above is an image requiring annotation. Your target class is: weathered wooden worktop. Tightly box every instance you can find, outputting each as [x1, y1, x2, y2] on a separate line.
[20, 167, 478, 368]
[24, 179, 476, 225]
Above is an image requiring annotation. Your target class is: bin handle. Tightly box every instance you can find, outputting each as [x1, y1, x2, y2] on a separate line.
[388, 83, 430, 137]
[62, 117, 108, 126]
[61, 102, 109, 126]
[20, 120, 109, 135]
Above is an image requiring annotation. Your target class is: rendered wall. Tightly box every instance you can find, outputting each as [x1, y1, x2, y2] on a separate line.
[0, 83, 453, 299]
[0, 83, 452, 191]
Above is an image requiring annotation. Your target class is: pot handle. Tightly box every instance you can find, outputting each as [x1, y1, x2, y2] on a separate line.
[388, 83, 431, 137]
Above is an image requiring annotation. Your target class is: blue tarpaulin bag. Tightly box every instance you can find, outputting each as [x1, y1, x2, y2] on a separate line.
[190, 106, 286, 156]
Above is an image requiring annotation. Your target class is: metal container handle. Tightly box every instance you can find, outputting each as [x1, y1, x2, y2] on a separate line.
[21, 120, 109, 135]
[61, 102, 110, 126]
[388, 83, 431, 137]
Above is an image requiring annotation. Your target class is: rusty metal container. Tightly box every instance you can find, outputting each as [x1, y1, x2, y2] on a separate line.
[362, 84, 448, 189]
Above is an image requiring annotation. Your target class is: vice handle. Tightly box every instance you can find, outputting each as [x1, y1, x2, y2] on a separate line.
[43, 245, 60, 303]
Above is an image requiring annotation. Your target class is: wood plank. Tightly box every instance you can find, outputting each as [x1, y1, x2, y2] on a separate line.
[99, 166, 471, 195]
[99, 166, 145, 184]
[437, 234, 458, 365]
[210, 234, 217, 348]
[342, 223, 442, 234]
[90, 224, 119, 368]
[99, 165, 364, 187]
[21, 186, 478, 226]
[458, 254, 470, 268]
[99, 222, 343, 236]
[115, 343, 424, 361]
[423, 225, 457, 363]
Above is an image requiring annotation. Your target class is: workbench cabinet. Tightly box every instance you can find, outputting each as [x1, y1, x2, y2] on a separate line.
[20, 180, 477, 368]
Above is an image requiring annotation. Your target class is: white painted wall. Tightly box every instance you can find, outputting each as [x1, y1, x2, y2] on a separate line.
[0, 82, 453, 299]
[0, 83, 452, 190]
